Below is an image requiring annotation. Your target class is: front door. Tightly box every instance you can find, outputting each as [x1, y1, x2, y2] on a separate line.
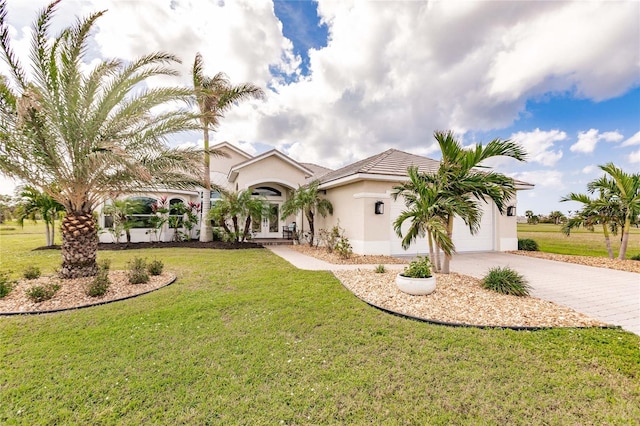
[252, 203, 281, 238]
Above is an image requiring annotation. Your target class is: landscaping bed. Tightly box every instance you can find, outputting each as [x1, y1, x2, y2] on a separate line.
[0, 271, 175, 314]
[33, 241, 264, 251]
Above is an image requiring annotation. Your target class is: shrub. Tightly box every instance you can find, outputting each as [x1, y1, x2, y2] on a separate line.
[374, 264, 386, 273]
[401, 256, 432, 278]
[128, 257, 149, 284]
[23, 265, 41, 280]
[0, 272, 16, 298]
[334, 236, 353, 259]
[482, 266, 531, 297]
[630, 254, 640, 261]
[518, 238, 539, 251]
[26, 283, 61, 303]
[147, 259, 164, 276]
[87, 261, 110, 297]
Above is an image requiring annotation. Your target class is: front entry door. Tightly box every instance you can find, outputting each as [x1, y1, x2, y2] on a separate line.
[253, 203, 281, 238]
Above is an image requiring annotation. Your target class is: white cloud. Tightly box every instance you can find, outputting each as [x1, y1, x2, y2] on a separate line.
[509, 129, 565, 166]
[581, 165, 597, 174]
[621, 131, 640, 147]
[509, 170, 564, 188]
[629, 150, 640, 164]
[570, 129, 623, 154]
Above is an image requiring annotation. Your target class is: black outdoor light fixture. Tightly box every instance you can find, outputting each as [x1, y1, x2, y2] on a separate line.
[375, 201, 384, 215]
[507, 206, 516, 217]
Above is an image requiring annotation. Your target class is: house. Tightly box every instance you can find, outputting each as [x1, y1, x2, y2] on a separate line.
[98, 142, 534, 255]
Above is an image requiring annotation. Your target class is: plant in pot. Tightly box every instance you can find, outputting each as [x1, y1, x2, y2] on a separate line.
[396, 256, 436, 295]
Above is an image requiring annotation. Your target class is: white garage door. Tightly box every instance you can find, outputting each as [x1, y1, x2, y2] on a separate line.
[389, 198, 495, 256]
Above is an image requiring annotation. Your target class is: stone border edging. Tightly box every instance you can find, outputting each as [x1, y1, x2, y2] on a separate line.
[0, 274, 177, 316]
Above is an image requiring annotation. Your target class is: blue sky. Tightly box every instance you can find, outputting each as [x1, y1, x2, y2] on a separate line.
[1, 0, 639, 216]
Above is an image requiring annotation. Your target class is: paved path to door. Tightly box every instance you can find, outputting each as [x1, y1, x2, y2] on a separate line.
[267, 246, 640, 335]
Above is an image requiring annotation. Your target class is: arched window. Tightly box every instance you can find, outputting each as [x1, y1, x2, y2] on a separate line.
[252, 186, 282, 197]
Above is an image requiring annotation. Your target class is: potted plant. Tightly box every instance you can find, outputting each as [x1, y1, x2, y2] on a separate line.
[396, 256, 436, 295]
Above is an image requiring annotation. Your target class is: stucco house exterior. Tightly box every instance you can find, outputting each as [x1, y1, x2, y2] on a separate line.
[98, 142, 533, 255]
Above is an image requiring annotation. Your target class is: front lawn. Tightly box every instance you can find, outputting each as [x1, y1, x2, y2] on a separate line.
[1, 224, 639, 424]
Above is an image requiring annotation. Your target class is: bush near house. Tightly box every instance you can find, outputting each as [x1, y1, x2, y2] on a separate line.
[518, 238, 539, 251]
[482, 267, 531, 297]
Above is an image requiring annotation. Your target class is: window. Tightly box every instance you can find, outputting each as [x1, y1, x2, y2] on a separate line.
[128, 197, 157, 228]
[252, 186, 282, 197]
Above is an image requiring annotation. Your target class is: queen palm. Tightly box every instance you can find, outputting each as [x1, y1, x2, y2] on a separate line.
[15, 185, 65, 247]
[431, 131, 526, 273]
[0, 2, 202, 278]
[192, 53, 264, 242]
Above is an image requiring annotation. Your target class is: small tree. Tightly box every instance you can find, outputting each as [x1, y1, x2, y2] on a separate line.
[280, 181, 333, 246]
[15, 185, 64, 246]
[102, 198, 143, 243]
[208, 190, 266, 242]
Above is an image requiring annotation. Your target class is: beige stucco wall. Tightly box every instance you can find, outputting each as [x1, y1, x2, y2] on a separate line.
[234, 156, 308, 192]
[212, 146, 250, 175]
[496, 194, 518, 251]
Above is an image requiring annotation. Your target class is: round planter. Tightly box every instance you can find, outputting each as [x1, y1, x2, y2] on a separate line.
[395, 274, 436, 295]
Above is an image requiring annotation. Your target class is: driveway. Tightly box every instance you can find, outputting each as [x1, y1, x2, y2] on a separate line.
[451, 252, 640, 335]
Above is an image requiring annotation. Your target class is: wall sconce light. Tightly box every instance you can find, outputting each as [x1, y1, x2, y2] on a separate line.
[507, 206, 516, 217]
[375, 201, 384, 215]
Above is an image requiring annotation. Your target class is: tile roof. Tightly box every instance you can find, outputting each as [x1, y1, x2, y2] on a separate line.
[318, 149, 441, 185]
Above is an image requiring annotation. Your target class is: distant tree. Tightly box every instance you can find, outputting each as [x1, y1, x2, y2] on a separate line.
[15, 185, 65, 246]
[0, 194, 17, 223]
[548, 210, 566, 225]
[524, 210, 539, 224]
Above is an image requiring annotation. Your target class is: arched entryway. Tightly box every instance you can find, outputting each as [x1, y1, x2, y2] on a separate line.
[249, 184, 287, 239]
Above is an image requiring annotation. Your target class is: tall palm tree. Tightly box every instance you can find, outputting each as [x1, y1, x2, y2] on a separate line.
[15, 185, 65, 247]
[391, 167, 456, 272]
[192, 53, 264, 242]
[432, 130, 527, 273]
[280, 181, 333, 246]
[589, 163, 640, 259]
[0, 2, 202, 278]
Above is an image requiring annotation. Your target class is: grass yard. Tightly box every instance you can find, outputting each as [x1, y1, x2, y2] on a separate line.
[518, 223, 640, 258]
[1, 223, 640, 424]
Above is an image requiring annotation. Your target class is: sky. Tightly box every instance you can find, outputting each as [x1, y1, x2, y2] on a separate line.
[0, 0, 638, 216]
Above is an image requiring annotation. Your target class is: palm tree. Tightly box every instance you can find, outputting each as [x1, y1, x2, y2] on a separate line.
[280, 181, 333, 246]
[15, 185, 65, 247]
[391, 167, 456, 272]
[192, 53, 264, 242]
[0, 2, 202, 278]
[589, 164, 640, 259]
[102, 198, 144, 244]
[560, 192, 619, 259]
[208, 189, 267, 242]
[432, 130, 527, 273]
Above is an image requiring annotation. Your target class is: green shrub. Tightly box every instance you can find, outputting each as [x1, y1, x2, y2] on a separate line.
[334, 236, 353, 259]
[147, 259, 164, 276]
[518, 238, 539, 251]
[374, 264, 386, 273]
[26, 283, 61, 303]
[630, 254, 640, 261]
[482, 267, 531, 297]
[0, 272, 16, 298]
[128, 257, 149, 284]
[86, 263, 110, 297]
[23, 265, 41, 280]
[401, 256, 432, 278]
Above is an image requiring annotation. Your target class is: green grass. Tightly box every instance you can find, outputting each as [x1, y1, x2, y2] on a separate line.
[1, 224, 640, 424]
[518, 223, 640, 258]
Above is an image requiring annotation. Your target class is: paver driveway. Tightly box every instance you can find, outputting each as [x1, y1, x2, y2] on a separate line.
[451, 252, 640, 335]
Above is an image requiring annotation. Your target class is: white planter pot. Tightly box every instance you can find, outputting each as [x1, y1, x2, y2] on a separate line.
[395, 274, 436, 295]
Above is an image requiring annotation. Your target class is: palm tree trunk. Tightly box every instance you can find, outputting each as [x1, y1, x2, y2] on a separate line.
[200, 125, 213, 242]
[307, 210, 315, 246]
[60, 212, 98, 278]
[427, 231, 437, 272]
[45, 220, 52, 246]
[442, 215, 454, 274]
[619, 219, 631, 260]
[242, 217, 251, 242]
[602, 224, 615, 259]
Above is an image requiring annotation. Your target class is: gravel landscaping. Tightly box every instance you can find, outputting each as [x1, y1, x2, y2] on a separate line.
[0, 271, 175, 314]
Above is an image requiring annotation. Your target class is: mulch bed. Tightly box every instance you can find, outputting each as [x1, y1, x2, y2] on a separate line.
[33, 241, 264, 251]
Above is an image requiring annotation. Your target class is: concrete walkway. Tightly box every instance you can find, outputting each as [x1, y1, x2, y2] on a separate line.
[267, 246, 640, 335]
